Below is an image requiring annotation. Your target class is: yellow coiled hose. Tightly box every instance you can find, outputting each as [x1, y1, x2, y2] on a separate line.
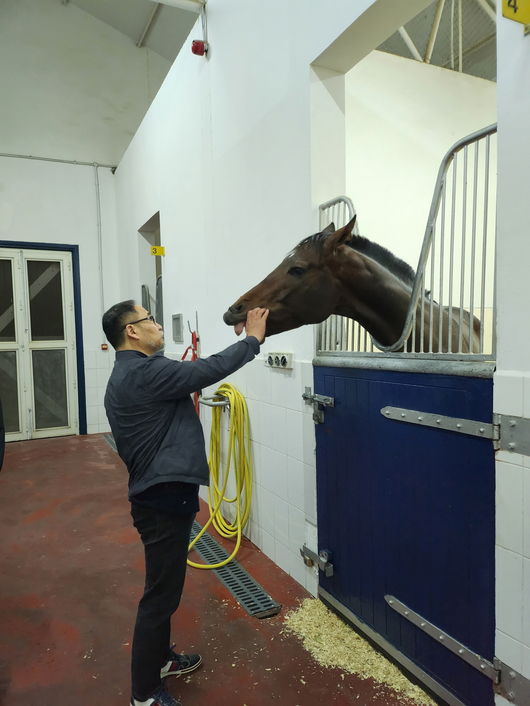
[187, 383, 252, 569]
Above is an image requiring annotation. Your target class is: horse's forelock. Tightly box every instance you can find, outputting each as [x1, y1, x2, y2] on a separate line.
[296, 231, 328, 251]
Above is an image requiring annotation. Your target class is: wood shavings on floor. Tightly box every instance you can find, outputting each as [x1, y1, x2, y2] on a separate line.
[283, 598, 437, 705]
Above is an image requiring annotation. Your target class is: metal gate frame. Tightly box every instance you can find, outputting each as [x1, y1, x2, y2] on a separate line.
[317, 123, 497, 361]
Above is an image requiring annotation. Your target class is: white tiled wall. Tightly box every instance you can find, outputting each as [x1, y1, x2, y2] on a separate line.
[494, 371, 530, 690]
[84, 347, 113, 435]
[201, 355, 319, 595]
[86, 348, 321, 594]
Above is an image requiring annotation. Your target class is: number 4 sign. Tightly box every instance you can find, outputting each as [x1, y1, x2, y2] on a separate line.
[503, 0, 530, 25]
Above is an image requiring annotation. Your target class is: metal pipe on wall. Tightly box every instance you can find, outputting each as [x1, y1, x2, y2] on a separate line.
[93, 165, 106, 340]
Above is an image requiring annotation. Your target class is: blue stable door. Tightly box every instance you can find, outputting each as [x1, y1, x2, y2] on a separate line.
[314, 366, 495, 706]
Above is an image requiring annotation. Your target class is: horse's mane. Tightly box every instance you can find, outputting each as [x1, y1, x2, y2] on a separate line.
[348, 234, 416, 286]
[298, 231, 416, 286]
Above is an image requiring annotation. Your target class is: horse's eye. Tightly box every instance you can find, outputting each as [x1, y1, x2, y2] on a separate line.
[288, 266, 306, 277]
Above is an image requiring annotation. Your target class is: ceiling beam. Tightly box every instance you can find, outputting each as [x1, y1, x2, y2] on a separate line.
[474, 0, 497, 23]
[312, 0, 432, 73]
[441, 31, 496, 69]
[137, 3, 162, 48]
[398, 26, 423, 61]
[458, 0, 463, 72]
[424, 0, 445, 63]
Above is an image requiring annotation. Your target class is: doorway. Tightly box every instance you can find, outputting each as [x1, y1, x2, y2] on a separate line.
[0, 247, 79, 441]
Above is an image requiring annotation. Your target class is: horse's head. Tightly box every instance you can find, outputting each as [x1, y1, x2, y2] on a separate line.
[223, 216, 357, 336]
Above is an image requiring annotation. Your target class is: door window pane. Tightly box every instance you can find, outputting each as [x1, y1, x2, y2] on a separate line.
[32, 349, 68, 429]
[27, 260, 64, 341]
[0, 351, 20, 433]
[0, 260, 16, 342]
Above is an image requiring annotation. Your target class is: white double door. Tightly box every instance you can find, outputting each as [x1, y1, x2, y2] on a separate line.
[0, 248, 78, 441]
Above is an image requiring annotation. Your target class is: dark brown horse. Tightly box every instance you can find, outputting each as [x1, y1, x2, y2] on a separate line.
[223, 217, 480, 353]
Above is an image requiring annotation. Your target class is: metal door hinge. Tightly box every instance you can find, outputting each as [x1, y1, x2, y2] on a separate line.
[494, 659, 530, 703]
[495, 414, 530, 456]
[386, 595, 530, 702]
[300, 545, 334, 576]
[386, 595, 500, 682]
[303, 387, 334, 424]
[381, 407, 530, 458]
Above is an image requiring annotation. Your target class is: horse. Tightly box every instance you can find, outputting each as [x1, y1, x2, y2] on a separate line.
[223, 217, 480, 353]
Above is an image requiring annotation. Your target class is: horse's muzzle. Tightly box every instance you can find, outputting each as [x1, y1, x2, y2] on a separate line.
[223, 308, 244, 326]
[224, 302, 247, 324]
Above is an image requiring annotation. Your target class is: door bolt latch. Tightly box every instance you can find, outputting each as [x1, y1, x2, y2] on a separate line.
[302, 387, 335, 424]
[300, 545, 334, 576]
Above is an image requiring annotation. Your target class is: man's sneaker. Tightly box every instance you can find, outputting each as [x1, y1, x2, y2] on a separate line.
[160, 647, 202, 679]
[130, 685, 182, 706]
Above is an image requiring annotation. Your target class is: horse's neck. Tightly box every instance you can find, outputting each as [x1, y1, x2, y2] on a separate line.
[332, 248, 413, 346]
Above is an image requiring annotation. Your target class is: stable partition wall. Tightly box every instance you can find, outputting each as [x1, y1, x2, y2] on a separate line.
[494, 8, 530, 705]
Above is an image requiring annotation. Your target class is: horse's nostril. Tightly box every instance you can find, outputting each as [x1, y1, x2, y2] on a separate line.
[229, 304, 243, 314]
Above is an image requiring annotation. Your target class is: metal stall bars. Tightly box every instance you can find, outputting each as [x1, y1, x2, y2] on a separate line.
[316, 197, 373, 354]
[317, 124, 497, 360]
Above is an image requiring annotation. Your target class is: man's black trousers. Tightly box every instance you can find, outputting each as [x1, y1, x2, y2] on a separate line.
[130, 503, 195, 700]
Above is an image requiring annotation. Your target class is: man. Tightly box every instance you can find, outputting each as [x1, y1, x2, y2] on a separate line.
[102, 300, 268, 706]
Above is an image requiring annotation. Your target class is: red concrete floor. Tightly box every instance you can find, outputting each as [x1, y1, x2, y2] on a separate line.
[0, 435, 440, 706]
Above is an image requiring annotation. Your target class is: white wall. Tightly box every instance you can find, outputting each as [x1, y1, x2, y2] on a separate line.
[116, 0, 497, 594]
[494, 8, 530, 703]
[344, 50, 496, 270]
[0, 157, 119, 435]
[0, 0, 173, 435]
[113, 0, 387, 593]
[114, 0, 389, 364]
[0, 0, 170, 164]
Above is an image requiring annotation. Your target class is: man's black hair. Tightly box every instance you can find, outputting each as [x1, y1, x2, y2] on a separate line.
[102, 299, 137, 350]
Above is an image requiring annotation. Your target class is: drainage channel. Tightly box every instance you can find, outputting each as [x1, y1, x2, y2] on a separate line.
[103, 434, 281, 619]
[190, 521, 281, 619]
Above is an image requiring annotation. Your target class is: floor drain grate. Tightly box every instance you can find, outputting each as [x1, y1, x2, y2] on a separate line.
[190, 521, 281, 619]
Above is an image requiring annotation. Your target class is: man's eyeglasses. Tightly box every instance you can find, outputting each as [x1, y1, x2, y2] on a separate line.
[121, 314, 156, 331]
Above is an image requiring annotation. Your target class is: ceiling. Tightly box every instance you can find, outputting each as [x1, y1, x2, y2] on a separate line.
[64, 0, 496, 80]
[63, 0, 198, 63]
[378, 0, 497, 82]
[63, 0, 496, 80]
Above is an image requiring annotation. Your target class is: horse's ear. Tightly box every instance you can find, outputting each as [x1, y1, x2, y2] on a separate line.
[323, 215, 356, 253]
[321, 222, 335, 236]
[345, 215, 357, 235]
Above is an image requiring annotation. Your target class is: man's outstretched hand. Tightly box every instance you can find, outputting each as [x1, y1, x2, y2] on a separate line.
[243, 308, 269, 343]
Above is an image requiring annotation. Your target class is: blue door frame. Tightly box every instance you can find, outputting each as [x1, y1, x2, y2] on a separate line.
[0, 240, 87, 435]
[314, 365, 495, 706]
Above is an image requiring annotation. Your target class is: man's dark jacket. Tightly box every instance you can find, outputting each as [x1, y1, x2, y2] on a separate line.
[104, 336, 259, 499]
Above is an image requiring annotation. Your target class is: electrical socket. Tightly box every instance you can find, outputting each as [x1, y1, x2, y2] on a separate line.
[265, 352, 293, 369]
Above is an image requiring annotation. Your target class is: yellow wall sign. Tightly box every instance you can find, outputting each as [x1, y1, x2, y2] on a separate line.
[151, 246, 165, 256]
[503, 0, 530, 25]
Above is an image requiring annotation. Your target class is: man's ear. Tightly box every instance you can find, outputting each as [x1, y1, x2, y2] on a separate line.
[124, 324, 140, 341]
[323, 215, 356, 254]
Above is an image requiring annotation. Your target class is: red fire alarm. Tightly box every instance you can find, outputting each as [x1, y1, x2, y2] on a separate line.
[101, 343, 108, 351]
[191, 40, 208, 56]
